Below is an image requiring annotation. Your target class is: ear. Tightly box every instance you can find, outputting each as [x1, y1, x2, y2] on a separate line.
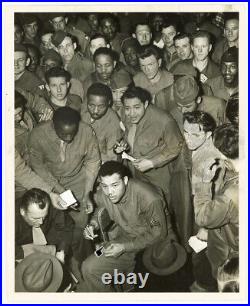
[196, 96, 202, 104]
[66, 82, 70, 89]
[73, 42, 77, 50]
[206, 131, 212, 139]
[158, 58, 162, 67]
[45, 83, 50, 92]
[65, 17, 68, 24]
[113, 60, 117, 68]
[107, 43, 111, 49]
[209, 44, 212, 53]
[124, 176, 129, 186]
[25, 58, 30, 67]
[20, 208, 25, 217]
[191, 45, 194, 52]
[132, 33, 136, 39]
[145, 101, 149, 109]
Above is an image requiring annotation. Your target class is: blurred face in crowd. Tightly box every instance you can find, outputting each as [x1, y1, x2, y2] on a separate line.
[87, 94, 109, 120]
[99, 173, 128, 204]
[51, 16, 67, 31]
[151, 15, 164, 32]
[57, 36, 76, 63]
[88, 14, 99, 31]
[162, 25, 177, 48]
[139, 55, 161, 81]
[90, 37, 107, 55]
[43, 58, 60, 72]
[54, 122, 79, 143]
[15, 106, 24, 123]
[221, 61, 238, 87]
[41, 33, 54, 51]
[14, 51, 29, 77]
[95, 54, 115, 82]
[21, 203, 49, 227]
[183, 120, 210, 151]
[15, 24, 23, 43]
[101, 18, 117, 41]
[123, 46, 139, 68]
[47, 76, 69, 101]
[23, 21, 38, 39]
[135, 25, 152, 46]
[192, 36, 212, 61]
[124, 97, 148, 124]
[224, 19, 239, 44]
[175, 37, 192, 60]
[26, 46, 40, 72]
[112, 86, 128, 108]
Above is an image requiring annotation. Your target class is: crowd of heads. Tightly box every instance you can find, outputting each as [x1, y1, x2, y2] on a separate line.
[14, 11, 240, 293]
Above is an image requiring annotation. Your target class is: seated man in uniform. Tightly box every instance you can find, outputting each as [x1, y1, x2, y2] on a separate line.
[48, 13, 89, 54]
[51, 31, 94, 84]
[28, 107, 101, 265]
[15, 43, 45, 96]
[206, 47, 238, 103]
[212, 13, 239, 65]
[133, 46, 174, 103]
[83, 47, 132, 116]
[15, 188, 74, 263]
[20, 14, 40, 48]
[81, 161, 168, 292]
[115, 86, 183, 205]
[44, 67, 82, 112]
[161, 20, 180, 70]
[172, 31, 221, 86]
[81, 83, 122, 163]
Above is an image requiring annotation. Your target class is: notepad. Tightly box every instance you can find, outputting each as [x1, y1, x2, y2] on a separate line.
[188, 236, 208, 253]
[121, 152, 136, 162]
[60, 190, 77, 208]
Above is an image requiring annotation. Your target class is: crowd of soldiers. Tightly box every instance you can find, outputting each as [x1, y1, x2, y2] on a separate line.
[14, 12, 239, 293]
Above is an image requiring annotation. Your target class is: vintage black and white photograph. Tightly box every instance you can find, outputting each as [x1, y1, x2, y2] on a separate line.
[2, 2, 248, 304]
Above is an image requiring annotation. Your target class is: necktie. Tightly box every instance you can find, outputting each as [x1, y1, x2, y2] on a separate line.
[32, 227, 47, 245]
[127, 124, 137, 153]
[60, 140, 67, 162]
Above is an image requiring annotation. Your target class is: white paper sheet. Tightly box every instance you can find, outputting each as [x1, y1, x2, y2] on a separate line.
[188, 235, 207, 253]
[60, 190, 77, 207]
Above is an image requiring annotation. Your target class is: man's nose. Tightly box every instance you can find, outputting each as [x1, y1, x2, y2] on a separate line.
[130, 109, 136, 116]
[107, 186, 114, 195]
[94, 106, 99, 113]
[57, 86, 62, 92]
[37, 218, 43, 225]
[101, 66, 107, 73]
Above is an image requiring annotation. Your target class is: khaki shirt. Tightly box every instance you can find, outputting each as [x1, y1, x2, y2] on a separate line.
[28, 121, 101, 198]
[93, 179, 167, 253]
[123, 105, 183, 197]
[81, 108, 122, 163]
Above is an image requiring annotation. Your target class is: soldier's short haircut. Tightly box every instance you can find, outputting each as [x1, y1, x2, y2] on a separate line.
[183, 110, 216, 133]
